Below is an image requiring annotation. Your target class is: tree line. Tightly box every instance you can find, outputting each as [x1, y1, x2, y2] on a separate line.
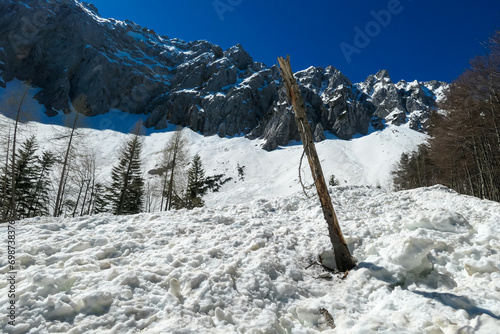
[393, 31, 500, 202]
[0, 93, 233, 222]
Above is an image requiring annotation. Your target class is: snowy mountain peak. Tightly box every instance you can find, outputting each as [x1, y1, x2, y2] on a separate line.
[375, 69, 392, 83]
[0, 0, 446, 150]
[80, 2, 99, 15]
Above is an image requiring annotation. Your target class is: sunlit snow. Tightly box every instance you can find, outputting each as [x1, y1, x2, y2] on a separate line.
[2, 187, 500, 333]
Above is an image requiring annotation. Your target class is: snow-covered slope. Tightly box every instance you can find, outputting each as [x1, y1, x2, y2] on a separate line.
[0, 79, 426, 209]
[2, 186, 500, 333]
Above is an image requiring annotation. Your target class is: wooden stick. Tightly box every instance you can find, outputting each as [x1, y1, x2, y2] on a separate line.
[277, 56, 355, 271]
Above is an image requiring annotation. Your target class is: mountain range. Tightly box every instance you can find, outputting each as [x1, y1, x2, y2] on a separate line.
[0, 0, 446, 150]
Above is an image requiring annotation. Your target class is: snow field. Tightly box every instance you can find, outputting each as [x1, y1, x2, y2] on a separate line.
[1, 185, 499, 333]
[0, 79, 427, 209]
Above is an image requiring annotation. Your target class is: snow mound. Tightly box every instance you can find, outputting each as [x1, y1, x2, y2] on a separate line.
[1, 186, 499, 333]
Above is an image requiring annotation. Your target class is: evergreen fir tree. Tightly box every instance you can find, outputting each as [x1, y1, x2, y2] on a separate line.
[172, 155, 231, 210]
[13, 136, 39, 219]
[392, 153, 410, 190]
[170, 189, 187, 211]
[92, 183, 108, 214]
[27, 151, 55, 217]
[328, 174, 340, 187]
[204, 174, 232, 193]
[184, 154, 206, 209]
[237, 163, 245, 181]
[0, 162, 12, 221]
[392, 144, 434, 191]
[107, 134, 145, 215]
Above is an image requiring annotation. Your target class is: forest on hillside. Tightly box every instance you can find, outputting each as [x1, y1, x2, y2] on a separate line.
[393, 31, 500, 202]
[0, 109, 231, 222]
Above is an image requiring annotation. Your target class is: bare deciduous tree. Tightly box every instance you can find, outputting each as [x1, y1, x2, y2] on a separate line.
[53, 94, 88, 216]
[161, 127, 189, 211]
[394, 31, 500, 202]
[66, 150, 100, 217]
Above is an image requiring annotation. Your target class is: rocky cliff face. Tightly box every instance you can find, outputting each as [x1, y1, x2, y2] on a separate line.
[0, 0, 446, 150]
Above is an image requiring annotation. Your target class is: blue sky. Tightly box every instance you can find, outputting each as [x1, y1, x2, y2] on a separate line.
[88, 0, 500, 83]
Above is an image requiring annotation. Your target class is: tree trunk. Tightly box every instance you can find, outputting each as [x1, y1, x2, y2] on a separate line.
[277, 56, 355, 272]
[80, 179, 91, 216]
[1, 128, 12, 221]
[87, 178, 95, 216]
[166, 148, 177, 211]
[488, 73, 500, 147]
[72, 183, 83, 217]
[165, 133, 183, 211]
[54, 112, 79, 216]
[58, 168, 70, 216]
[27, 163, 49, 218]
[160, 172, 168, 211]
[117, 136, 138, 215]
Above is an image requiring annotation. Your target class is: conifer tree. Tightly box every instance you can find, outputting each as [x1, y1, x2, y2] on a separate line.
[204, 173, 232, 193]
[392, 153, 410, 190]
[392, 144, 434, 191]
[91, 183, 108, 214]
[6, 81, 31, 221]
[11, 136, 39, 219]
[27, 151, 55, 217]
[328, 175, 340, 187]
[107, 134, 145, 215]
[0, 157, 12, 221]
[171, 155, 231, 210]
[184, 154, 206, 209]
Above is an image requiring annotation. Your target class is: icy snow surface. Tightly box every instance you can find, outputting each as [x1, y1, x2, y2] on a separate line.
[1, 186, 500, 333]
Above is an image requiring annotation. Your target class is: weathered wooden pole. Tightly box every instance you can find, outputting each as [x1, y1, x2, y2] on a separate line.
[277, 56, 355, 271]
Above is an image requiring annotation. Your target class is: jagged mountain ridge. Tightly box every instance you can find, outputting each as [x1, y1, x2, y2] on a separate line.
[0, 0, 446, 150]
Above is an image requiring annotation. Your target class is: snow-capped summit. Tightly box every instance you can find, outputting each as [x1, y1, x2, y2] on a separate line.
[357, 69, 446, 131]
[0, 0, 445, 150]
